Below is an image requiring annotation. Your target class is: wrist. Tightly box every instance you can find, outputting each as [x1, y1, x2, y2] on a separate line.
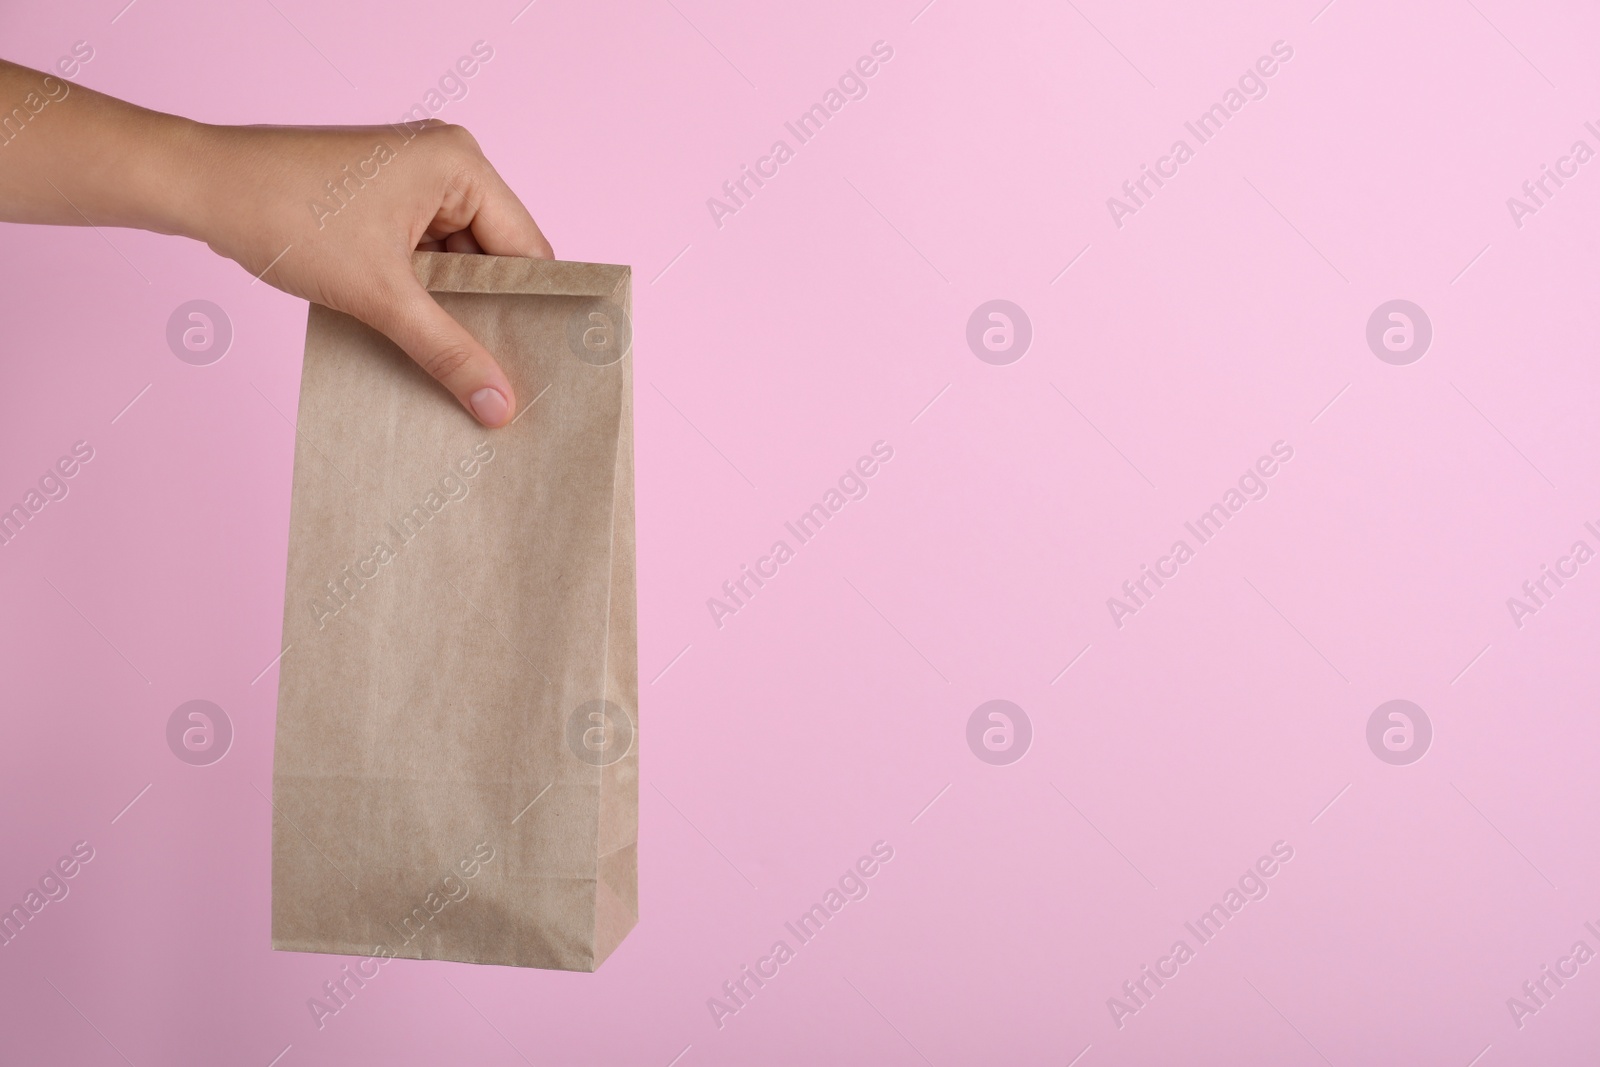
[126, 113, 222, 243]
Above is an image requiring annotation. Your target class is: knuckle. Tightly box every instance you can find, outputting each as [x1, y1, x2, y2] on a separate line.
[442, 122, 481, 149]
[420, 121, 481, 155]
[421, 344, 475, 382]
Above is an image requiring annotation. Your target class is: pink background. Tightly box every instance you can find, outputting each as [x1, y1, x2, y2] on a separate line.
[3, 0, 1599, 1062]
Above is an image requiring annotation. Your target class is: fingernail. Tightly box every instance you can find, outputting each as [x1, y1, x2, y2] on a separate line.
[469, 387, 509, 426]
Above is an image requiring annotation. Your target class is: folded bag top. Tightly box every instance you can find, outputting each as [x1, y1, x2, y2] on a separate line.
[271, 251, 637, 972]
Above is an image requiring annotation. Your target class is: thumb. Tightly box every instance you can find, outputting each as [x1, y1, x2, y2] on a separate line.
[358, 270, 516, 428]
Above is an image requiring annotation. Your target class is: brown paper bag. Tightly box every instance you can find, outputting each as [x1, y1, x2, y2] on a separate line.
[270, 251, 637, 971]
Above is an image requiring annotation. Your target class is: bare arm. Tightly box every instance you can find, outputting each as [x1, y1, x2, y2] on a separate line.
[0, 58, 553, 427]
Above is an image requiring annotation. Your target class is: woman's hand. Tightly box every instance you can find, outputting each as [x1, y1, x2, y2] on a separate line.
[0, 60, 551, 427]
[187, 121, 554, 426]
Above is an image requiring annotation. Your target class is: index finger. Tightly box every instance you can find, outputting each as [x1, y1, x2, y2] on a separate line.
[459, 162, 554, 260]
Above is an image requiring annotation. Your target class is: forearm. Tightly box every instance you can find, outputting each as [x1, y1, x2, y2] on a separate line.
[0, 59, 208, 237]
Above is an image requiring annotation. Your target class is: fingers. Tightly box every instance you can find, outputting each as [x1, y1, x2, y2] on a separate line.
[464, 164, 554, 260]
[359, 269, 516, 428]
[321, 127, 545, 429]
[414, 127, 552, 259]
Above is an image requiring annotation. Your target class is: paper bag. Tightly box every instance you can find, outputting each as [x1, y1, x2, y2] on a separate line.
[270, 251, 637, 972]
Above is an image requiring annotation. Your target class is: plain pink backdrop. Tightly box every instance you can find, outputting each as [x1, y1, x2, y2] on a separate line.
[4, 0, 1600, 1063]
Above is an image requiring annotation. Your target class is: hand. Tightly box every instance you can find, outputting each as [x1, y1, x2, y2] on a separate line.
[0, 59, 552, 427]
[189, 122, 553, 427]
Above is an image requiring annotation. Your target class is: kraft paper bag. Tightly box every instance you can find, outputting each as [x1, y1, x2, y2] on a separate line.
[270, 251, 637, 972]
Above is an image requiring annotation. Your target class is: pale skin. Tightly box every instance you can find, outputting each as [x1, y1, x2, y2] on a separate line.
[0, 58, 553, 427]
